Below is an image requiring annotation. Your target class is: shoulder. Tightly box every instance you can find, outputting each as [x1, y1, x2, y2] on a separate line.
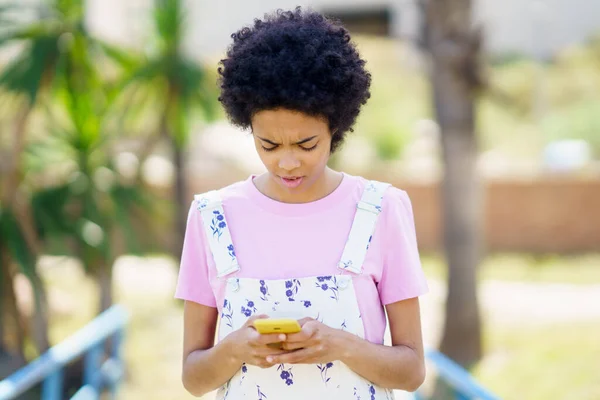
[352, 176, 415, 236]
[378, 183, 416, 234]
[192, 177, 254, 210]
[352, 175, 412, 213]
[382, 185, 413, 214]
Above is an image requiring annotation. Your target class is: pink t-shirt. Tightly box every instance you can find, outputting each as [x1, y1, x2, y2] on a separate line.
[174, 173, 428, 344]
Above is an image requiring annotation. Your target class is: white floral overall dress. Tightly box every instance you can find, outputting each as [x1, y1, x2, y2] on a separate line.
[195, 180, 395, 400]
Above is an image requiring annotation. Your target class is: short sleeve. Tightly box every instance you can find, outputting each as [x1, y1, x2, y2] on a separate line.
[377, 188, 429, 305]
[174, 201, 217, 307]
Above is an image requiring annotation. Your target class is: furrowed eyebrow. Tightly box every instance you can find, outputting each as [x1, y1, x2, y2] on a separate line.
[257, 135, 318, 145]
[257, 137, 278, 146]
[295, 135, 318, 145]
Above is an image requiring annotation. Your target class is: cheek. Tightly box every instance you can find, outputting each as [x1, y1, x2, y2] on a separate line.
[313, 148, 331, 168]
[260, 155, 278, 173]
[254, 146, 276, 168]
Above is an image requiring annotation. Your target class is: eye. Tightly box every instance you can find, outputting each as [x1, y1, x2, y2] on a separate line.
[300, 144, 318, 152]
[261, 145, 278, 152]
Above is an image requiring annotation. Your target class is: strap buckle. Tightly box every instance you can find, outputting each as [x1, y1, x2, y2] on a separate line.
[357, 200, 381, 215]
[195, 192, 222, 212]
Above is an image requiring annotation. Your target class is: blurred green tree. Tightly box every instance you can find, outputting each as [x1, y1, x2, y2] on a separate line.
[0, 0, 157, 372]
[30, 76, 157, 314]
[104, 0, 219, 256]
[0, 0, 95, 360]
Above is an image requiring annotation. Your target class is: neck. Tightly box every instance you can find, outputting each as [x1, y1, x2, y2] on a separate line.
[258, 168, 343, 204]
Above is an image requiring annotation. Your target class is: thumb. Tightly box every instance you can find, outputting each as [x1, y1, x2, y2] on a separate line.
[299, 319, 319, 337]
[243, 314, 269, 327]
[297, 317, 315, 327]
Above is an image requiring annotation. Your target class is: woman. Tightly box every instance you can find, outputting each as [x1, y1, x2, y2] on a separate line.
[175, 7, 428, 399]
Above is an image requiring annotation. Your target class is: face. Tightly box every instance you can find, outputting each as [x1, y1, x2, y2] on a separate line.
[251, 108, 333, 200]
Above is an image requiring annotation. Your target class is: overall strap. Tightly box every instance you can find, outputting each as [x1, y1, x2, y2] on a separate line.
[338, 180, 391, 274]
[195, 190, 240, 278]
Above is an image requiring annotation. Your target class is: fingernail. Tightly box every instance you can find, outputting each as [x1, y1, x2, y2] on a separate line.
[266, 356, 273, 363]
[279, 334, 286, 341]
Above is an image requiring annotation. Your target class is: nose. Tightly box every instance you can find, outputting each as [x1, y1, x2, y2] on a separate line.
[278, 150, 301, 171]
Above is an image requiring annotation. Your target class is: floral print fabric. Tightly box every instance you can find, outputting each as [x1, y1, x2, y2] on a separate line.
[215, 274, 394, 400]
[199, 182, 395, 400]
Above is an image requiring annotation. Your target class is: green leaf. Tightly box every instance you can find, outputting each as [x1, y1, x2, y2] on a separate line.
[0, 209, 37, 278]
[121, 59, 166, 87]
[154, 0, 184, 49]
[0, 22, 62, 46]
[31, 185, 75, 239]
[97, 40, 143, 72]
[0, 36, 61, 103]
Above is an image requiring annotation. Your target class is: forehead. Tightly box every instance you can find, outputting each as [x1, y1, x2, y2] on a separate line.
[251, 109, 329, 139]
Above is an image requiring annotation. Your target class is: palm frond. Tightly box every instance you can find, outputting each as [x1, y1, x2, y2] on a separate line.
[172, 59, 205, 100]
[30, 185, 74, 239]
[121, 59, 166, 87]
[0, 209, 37, 278]
[0, 21, 61, 46]
[97, 40, 143, 73]
[55, 0, 85, 21]
[0, 36, 60, 103]
[153, 0, 184, 50]
[109, 184, 154, 254]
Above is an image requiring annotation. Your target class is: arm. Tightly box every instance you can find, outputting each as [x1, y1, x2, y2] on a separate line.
[339, 187, 426, 389]
[273, 297, 426, 392]
[337, 297, 425, 391]
[181, 301, 241, 397]
[181, 302, 293, 397]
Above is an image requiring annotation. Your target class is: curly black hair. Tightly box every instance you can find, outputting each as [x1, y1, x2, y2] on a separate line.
[217, 7, 372, 152]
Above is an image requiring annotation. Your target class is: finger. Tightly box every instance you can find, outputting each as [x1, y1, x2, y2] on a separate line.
[247, 330, 284, 346]
[249, 357, 276, 369]
[270, 348, 315, 364]
[302, 320, 320, 332]
[280, 341, 308, 351]
[252, 347, 293, 367]
[249, 331, 287, 345]
[253, 347, 291, 358]
[287, 323, 318, 342]
[285, 330, 312, 342]
[249, 347, 289, 363]
[297, 317, 314, 326]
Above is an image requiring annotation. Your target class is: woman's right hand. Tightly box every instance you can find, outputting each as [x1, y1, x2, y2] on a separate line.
[225, 314, 289, 368]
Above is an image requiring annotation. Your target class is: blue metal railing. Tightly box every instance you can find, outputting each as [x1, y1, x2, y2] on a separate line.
[0, 305, 128, 400]
[414, 349, 500, 400]
[1, 304, 498, 400]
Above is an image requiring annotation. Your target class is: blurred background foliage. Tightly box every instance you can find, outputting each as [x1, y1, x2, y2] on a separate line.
[1, 0, 600, 399]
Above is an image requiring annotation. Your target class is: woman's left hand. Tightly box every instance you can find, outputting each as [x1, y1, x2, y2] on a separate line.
[266, 318, 350, 365]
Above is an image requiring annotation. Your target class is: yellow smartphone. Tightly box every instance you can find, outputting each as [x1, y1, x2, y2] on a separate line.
[253, 318, 302, 334]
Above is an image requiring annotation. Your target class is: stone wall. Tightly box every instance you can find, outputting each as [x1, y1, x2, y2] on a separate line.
[394, 177, 600, 253]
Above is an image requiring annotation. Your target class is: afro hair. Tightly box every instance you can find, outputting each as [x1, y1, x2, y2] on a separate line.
[217, 7, 372, 152]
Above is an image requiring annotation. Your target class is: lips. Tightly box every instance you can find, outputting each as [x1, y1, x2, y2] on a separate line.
[280, 176, 304, 188]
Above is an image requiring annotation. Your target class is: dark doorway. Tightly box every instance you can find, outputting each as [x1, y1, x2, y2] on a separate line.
[322, 7, 392, 37]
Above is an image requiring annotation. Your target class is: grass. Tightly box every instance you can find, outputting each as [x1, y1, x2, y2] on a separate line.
[475, 322, 600, 400]
[421, 253, 600, 284]
[30, 253, 600, 400]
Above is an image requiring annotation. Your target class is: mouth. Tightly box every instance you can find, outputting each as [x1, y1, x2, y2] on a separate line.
[279, 176, 304, 188]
